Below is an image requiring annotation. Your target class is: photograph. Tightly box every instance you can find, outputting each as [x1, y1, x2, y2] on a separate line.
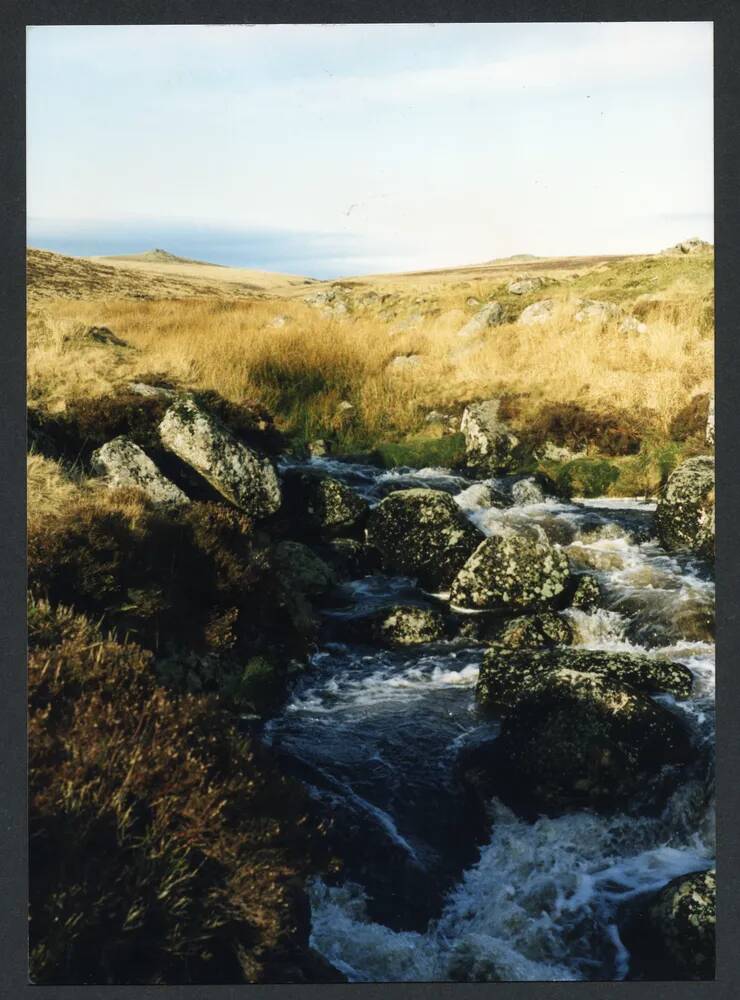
[26, 21, 715, 984]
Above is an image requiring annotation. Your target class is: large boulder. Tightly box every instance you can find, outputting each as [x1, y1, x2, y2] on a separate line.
[91, 436, 189, 506]
[339, 605, 446, 648]
[477, 646, 694, 711]
[626, 869, 716, 980]
[460, 399, 518, 474]
[655, 456, 714, 559]
[159, 398, 281, 519]
[507, 277, 544, 295]
[366, 488, 484, 591]
[450, 533, 571, 611]
[281, 470, 368, 540]
[485, 668, 694, 813]
[457, 302, 505, 338]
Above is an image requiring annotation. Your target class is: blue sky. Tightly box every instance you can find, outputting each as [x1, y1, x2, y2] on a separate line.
[27, 23, 713, 278]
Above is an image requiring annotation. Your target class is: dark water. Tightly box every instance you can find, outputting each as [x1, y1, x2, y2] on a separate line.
[264, 461, 715, 982]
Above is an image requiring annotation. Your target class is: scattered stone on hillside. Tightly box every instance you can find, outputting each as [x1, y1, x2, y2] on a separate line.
[425, 410, 451, 426]
[508, 277, 544, 295]
[128, 381, 176, 399]
[307, 439, 331, 458]
[655, 456, 714, 559]
[574, 299, 621, 323]
[465, 296, 480, 307]
[706, 396, 715, 446]
[450, 532, 571, 612]
[495, 612, 574, 650]
[619, 316, 648, 334]
[641, 869, 716, 979]
[387, 354, 422, 373]
[389, 312, 423, 334]
[158, 397, 281, 518]
[460, 399, 518, 474]
[281, 470, 368, 540]
[88, 326, 128, 346]
[343, 604, 447, 647]
[91, 436, 189, 506]
[366, 488, 484, 591]
[477, 645, 694, 711]
[662, 237, 713, 256]
[569, 573, 603, 610]
[539, 441, 588, 463]
[457, 302, 505, 338]
[518, 299, 555, 325]
[273, 541, 336, 598]
[268, 315, 288, 328]
[486, 668, 694, 813]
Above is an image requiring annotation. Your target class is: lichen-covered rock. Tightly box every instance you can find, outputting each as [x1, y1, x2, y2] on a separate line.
[366, 488, 484, 591]
[655, 456, 714, 559]
[281, 470, 368, 540]
[319, 537, 374, 579]
[460, 399, 518, 474]
[490, 668, 694, 812]
[477, 646, 694, 711]
[91, 436, 189, 506]
[574, 299, 620, 323]
[159, 397, 281, 519]
[457, 302, 505, 337]
[509, 477, 545, 505]
[342, 605, 446, 648]
[569, 573, 603, 610]
[273, 541, 336, 598]
[450, 533, 571, 611]
[507, 277, 544, 295]
[645, 869, 715, 979]
[495, 612, 574, 650]
[518, 299, 554, 325]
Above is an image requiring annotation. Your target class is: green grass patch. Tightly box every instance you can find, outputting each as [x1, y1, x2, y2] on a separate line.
[371, 432, 467, 470]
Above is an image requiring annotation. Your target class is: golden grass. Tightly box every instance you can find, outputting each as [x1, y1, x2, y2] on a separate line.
[27, 249, 714, 452]
[27, 452, 93, 524]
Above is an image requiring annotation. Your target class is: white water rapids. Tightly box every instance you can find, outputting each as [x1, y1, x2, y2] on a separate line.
[265, 462, 715, 982]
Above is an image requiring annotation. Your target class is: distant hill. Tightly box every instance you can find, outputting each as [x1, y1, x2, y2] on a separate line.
[95, 248, 226, 267]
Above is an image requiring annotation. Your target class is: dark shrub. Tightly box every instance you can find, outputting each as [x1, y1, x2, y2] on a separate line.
[526, 401, 644, 456]
[555, 458, 620, 498]
[669, 394, 710, 442]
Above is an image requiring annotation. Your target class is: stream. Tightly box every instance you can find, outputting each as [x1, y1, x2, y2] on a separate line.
[264, 460, 715, 982]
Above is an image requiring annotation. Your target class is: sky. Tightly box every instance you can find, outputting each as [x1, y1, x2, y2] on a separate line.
[27, 22, 714, 278]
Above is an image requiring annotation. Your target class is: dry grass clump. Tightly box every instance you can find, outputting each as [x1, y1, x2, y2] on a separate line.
[27, 452, 92, 523]
[29, 600, 333, 984]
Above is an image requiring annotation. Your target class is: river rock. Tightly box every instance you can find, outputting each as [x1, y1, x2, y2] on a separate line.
[342, 605, 446, 647]
[507, 277, 544, 295]
[457, 302, 505, 338]
[281, 470, 368, 540]
[460, 399, 518, 474]
[635, 869, 716, 979]
[91, 436, 189, 506]
[477, 646, 694, 711]
[495, 612, 574, 650]
[510, 477, 545, 505]
[366, 488, 484, 591]
[568, 573, 603, 610]
[450, 533, 571, 612]
[574, 299, 620, 323]
[159, 397, 281, 519]
[273, 541, 336, 598]
[518, 299, 554, 325]
[655, 456, 714, 559]
[489, 668, 694, 813]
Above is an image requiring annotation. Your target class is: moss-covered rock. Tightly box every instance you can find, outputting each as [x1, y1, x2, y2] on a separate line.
[477, 645, 693, 710]
[281, 469, 368, 540]
[273, 541, 336, 598]
[366, 488, 484, 590]
[568, 573, 603, 610]
[340, 604, 446, 648]
[637, 869, 716, 979]
[450, 533, 571, 611]
[655, 456, 714, 559]
[495, 612, 574, 650]
[488, 668, 694, 813]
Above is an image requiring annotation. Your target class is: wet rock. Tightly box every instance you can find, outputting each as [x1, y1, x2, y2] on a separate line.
[159, 397, 281, 519]
[319, 538, 376, 580]
[507, 277, 544, 295]
[495, 612, 574, 650]
[460, 399, 518, 474]
[568, 573, 603, 610]
[366, 488, 484, 591]
[509, 477, 545, 505]
[340, 605, 446, 648]
[91, 436, 189, 506]
[655, 456, 714, 559]
[281, 470, 368, 540]
[477, 646, 694, 711]
[628, 868, 716, 980]
[574, 299, 620, 323]
[273, 541, 336, 598]
[518, 299, 554, 325]
[457, 302, 505, 337]
[486, 668, 695, 813]
[450, 533, 571, 612]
